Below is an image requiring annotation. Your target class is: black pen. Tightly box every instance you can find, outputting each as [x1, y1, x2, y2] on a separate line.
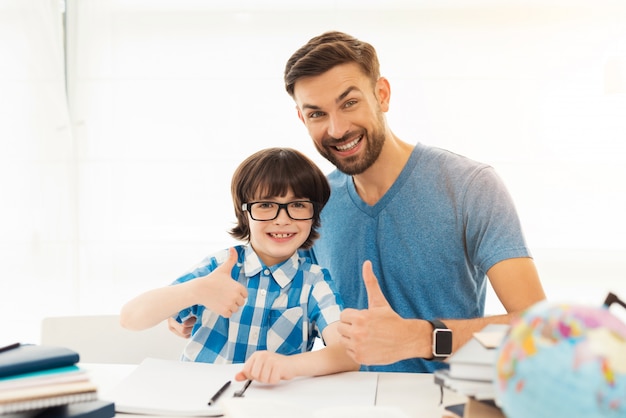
[0, 342, 20, 354]
[233, 379, 252, 397]
[208, 380, 231, 406]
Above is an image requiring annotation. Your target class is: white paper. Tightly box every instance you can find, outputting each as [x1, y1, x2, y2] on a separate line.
[107, 358, 378, 417]
[222, 400, 410, 418]
[473, 331, 505, 349]
[108, 358, 242, 416]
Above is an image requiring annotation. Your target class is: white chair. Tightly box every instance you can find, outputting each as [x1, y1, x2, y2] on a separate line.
[40, 315, 188, 364]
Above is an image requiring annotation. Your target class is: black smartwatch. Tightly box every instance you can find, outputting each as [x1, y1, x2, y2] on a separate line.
[427, 319, 453, 360]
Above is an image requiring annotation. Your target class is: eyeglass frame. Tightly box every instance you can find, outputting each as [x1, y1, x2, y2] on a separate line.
[241, 200, 318, 221]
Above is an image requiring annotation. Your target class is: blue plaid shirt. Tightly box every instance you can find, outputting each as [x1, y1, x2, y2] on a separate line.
[172, 245, 343, 364]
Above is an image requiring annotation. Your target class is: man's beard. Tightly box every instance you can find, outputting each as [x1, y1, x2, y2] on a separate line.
[316, 116, 386, 176]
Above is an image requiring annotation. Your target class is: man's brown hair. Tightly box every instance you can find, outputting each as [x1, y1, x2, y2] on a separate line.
[284, 31, 381, 98]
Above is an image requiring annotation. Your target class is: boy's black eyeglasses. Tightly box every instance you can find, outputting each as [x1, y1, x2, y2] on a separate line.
[242, 201, 316, 221]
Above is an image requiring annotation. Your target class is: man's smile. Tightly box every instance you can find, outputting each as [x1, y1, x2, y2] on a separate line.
[335, 135, 362, 151]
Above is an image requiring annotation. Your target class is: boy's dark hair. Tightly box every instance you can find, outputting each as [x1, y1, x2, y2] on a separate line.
[284, 31, 381, 98]
[229, 147, 330, 249]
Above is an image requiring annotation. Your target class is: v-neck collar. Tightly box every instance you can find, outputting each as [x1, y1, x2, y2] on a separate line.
[346, 145, 421, 217]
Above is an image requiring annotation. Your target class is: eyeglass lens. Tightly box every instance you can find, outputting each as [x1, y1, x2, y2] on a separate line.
[249, 201, 314, 221]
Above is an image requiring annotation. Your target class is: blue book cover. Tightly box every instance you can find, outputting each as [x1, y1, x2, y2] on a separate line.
[34, 400, 115, 418]
[0, 345, 80, 378]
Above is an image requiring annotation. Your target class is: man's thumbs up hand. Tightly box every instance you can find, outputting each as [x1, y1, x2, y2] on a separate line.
[362, 260, 390, 309]
[337, 260, 408, 365]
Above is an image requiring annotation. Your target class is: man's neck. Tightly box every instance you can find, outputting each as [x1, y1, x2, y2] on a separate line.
[352, 135, 413, 205]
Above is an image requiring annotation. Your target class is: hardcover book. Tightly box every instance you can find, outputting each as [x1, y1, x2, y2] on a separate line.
[0, 345, 80, 379]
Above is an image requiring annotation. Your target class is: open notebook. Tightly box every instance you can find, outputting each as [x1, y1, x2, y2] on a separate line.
[104, 358, 379, 417]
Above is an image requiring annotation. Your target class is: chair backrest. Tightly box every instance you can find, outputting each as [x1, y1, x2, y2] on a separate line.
[40, 315, 188, 364]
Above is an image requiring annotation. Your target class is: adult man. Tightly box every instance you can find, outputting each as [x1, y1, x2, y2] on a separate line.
[172, 31, 546, 373]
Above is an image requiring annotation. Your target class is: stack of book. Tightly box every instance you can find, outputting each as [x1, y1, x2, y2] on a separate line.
[435, 324, 509, 418]
[0, 343, 114, 418]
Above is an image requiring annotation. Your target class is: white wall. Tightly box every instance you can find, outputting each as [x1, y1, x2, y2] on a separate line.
[2, 0, 626, 344]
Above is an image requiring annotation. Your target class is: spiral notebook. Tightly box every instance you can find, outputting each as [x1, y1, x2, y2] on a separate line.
[0, 380, 98, 415]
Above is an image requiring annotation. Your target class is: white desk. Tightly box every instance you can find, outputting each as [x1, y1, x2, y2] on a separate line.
[82, 363, 467, 418]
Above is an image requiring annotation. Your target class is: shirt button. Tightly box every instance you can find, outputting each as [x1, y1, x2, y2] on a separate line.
[263, 269, 270, 276]
[259, 289, 266, 296]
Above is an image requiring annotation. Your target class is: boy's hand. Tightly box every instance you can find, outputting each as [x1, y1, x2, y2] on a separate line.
[195, 247, 248, 318]
[235, 351, 296, 384]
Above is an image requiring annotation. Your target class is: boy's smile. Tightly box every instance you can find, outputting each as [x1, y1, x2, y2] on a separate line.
[247, 192, 313, 267]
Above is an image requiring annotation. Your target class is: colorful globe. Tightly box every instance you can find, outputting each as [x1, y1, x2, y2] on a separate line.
[494, 300, 626, 418]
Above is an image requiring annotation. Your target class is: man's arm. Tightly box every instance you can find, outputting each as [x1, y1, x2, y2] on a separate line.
[442, 257, 545, 352]
[337, 258, 546, 364]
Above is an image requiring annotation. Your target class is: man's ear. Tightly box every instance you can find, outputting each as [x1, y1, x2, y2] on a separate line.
[375, 77, 391, 112]
[296, 105, 306, 124]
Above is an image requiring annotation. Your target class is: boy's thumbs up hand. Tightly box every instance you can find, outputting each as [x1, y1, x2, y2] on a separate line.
[217, 246, 239, 272]
[194, 247, 248, 318]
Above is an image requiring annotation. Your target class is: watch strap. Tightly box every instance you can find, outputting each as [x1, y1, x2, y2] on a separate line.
[427, 319, 448, 331]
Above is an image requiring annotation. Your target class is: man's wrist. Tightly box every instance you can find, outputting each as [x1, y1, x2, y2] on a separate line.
[408, 319, 439, 359]
[399, 319, 451, 361]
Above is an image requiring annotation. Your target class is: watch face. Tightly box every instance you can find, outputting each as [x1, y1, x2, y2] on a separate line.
[434, 329, 453, 356]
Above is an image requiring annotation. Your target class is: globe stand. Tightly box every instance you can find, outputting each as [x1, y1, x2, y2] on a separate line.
[603, 291, 626, 310]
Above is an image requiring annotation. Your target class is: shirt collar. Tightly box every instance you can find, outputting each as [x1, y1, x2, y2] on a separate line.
[242, 245, 299, 288]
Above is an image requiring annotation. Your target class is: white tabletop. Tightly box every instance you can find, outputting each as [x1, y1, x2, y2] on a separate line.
[82, 363, 467, 418]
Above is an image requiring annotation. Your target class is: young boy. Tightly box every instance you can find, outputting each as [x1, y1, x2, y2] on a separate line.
[120, 147, 358, 384]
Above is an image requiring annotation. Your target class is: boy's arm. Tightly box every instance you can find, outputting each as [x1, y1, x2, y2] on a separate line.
[234, 322, 359, 384]
[120, 247, 247, 331]
[119, 282, 199, 331]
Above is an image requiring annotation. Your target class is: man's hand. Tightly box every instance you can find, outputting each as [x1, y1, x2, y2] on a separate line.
[235, 351, 296, 384]
[193, 247, 248, 318]
[167, 317, 195, 338]
[337, 260, 412, 365]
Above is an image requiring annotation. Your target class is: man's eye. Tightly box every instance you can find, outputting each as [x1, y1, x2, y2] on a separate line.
[344, 100, 357, 108]
[309, 111, 324, 119]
